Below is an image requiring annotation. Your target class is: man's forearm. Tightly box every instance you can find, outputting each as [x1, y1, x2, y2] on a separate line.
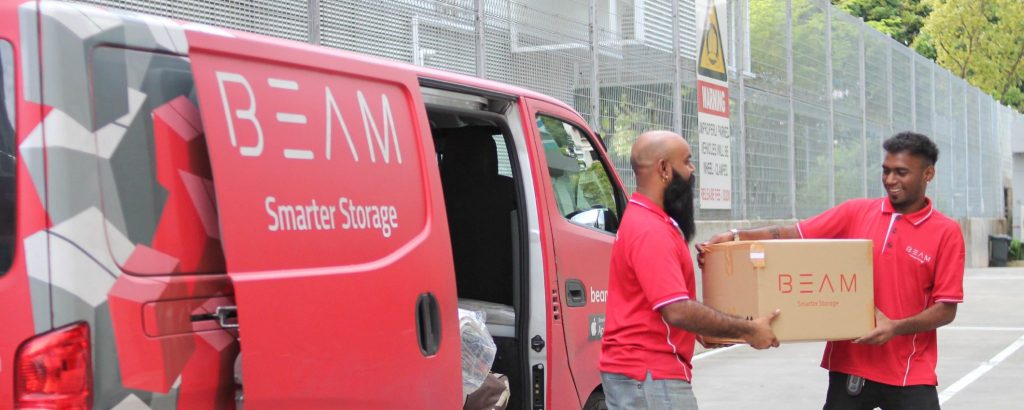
[661, 300, 751, 339]
[892, 302, 958, 335]
[735, 225, 801, 241]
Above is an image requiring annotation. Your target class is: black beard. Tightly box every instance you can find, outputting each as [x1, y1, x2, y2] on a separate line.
[664, 170, 696, 242]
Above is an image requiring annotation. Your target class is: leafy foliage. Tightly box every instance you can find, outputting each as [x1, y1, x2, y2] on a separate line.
[834, 0, 1024, 111]
[1009, 238, 1022, 261]
[832, 0, 932, 46]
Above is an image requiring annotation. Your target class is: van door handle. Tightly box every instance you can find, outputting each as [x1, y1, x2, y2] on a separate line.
[415, 293, 441, 356]
[565, 279, 586, 307]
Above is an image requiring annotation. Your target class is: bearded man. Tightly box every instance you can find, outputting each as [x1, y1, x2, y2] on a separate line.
[599, 130, 780, 410]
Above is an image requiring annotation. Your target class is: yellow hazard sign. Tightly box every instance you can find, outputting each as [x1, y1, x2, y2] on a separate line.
[698, 2, 727, 82]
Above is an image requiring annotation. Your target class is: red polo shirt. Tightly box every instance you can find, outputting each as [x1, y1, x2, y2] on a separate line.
[797, 197, 965, 386]
[600, 193, 697, 382]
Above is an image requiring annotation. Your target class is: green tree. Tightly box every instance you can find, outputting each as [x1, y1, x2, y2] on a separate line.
[831, 0, 932, 46]
[917, 0, 1024, 110]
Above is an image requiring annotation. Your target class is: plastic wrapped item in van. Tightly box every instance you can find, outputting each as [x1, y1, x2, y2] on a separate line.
[458, 299, 515, 338]
[459, 308, 497, 396]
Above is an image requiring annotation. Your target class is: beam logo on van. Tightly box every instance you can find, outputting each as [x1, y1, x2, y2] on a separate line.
[215, 71, 403, 165]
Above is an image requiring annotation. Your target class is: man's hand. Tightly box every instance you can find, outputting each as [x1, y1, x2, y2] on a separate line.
[854, 309, 895, 345]
[696, 231, 735, 269]
[744, 309, 781, 349]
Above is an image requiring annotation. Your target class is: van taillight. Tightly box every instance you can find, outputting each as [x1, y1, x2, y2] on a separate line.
[14, 322, 93, 410]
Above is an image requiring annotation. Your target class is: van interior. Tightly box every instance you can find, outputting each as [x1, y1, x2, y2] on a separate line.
[426, 92, 529, 409]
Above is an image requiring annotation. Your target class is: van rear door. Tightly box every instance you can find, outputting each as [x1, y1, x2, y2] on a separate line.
[187, 30, 461, 407]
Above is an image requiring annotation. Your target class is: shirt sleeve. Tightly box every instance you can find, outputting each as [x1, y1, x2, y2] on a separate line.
[797, 200, 856, 239]
[931, 224, 965, 304]
[628, 228, 690, 310]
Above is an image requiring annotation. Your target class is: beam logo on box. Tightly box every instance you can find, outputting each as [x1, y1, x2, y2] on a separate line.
[778, 272, 859, 294]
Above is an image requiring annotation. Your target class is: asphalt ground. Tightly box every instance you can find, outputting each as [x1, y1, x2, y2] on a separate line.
[689, 267, 1024, 409]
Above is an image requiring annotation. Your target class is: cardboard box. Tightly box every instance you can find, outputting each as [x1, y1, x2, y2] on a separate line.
[700, 239, 874, 343]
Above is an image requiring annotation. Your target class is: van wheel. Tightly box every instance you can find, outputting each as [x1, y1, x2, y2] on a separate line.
[583, 391, 607, 410]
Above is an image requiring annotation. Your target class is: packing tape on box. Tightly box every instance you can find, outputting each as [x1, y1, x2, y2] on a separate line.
[723, 244, 734, 275]
[749, 242, 766, 269]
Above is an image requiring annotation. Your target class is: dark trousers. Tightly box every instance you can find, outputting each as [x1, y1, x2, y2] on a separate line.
[823, 372, 940, 410]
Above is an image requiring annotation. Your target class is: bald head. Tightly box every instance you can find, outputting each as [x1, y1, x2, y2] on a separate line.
[630, 130, 690, 178]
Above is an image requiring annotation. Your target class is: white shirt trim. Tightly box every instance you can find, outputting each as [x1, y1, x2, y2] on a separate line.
[911, 207, 935, 226]
[629, 198, 678, 228]
[653, 295, 690, 311]
[881, 213, 899, 255]
[662, 317, 691, 381]
[902, 334, 919, 386]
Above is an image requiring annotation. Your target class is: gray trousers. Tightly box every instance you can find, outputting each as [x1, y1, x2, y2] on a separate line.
[601, 371, 699, 410]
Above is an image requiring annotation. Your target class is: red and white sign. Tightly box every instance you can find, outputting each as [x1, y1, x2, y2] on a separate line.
[696, 0, 731, 210]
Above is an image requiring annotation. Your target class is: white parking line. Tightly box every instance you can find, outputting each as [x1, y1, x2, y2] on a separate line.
[693, 344, 742, 361]
[942, 326, 1024, 332]
[965, 276, 1024, 280]
[938, 333, 1024, 404]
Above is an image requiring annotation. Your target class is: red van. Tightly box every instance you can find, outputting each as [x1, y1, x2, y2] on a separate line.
[0, 1, 625, 408]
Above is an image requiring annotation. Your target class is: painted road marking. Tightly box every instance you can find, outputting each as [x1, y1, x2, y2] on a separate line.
[965, 276, 1024, 280]
[942, 326, 1024, 332]
[938, 332, 1024, 404]
[693, 344, 742, 361]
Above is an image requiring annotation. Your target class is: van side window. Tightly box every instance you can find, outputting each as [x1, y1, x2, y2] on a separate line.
[492, 134, 513, 177]
[0, 40, 15, 273]
[536, 115, 620, 233]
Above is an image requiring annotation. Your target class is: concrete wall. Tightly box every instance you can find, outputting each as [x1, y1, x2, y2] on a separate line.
[1011, 116, 1024, 238]
[957, 217, 1008, 268]
[1014, 154, 1024, 238]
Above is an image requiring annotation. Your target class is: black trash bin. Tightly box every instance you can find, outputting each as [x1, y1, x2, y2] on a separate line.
[989, 235, 1012, 267]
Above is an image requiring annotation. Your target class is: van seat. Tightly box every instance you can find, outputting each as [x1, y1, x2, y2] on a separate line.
[436, 127, 516, 307]
[459, 298, 515, 338]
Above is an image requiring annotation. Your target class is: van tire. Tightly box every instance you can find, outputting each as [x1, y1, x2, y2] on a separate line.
[583, 391, 607, 410]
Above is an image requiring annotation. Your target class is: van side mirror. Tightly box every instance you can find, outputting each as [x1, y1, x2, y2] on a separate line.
[569, 206, 618, 232]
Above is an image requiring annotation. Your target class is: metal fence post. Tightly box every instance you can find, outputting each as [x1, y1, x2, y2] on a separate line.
[737, 0, 749, 220]
[929, 65, 937, 205]
[672, 0, 683, 135]
[910, 57, 917, 131]
[825, 3, 835, 207]
[978, 96, 985, 216]
[589, 0, 600, 130]
[786, 0, 796, 219]
[949, 71, 957, 216]
[859, 23, 867, 198]
[308, 0, 320, 45]
[964, 86, 970, 214]
[887, 43, 893, 136]
[475, 0, 486, 79]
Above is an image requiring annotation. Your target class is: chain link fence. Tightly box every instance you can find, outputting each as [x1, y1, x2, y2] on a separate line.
[75, 0, 1020, 220]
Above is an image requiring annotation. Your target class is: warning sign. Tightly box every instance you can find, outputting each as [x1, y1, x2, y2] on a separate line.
[696, 0, 731, 210]
[698, 2, 727, 81]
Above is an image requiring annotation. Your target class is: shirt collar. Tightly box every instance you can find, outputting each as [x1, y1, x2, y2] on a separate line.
[628, 192, 679, 228]
[880, 196, 935, 226]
